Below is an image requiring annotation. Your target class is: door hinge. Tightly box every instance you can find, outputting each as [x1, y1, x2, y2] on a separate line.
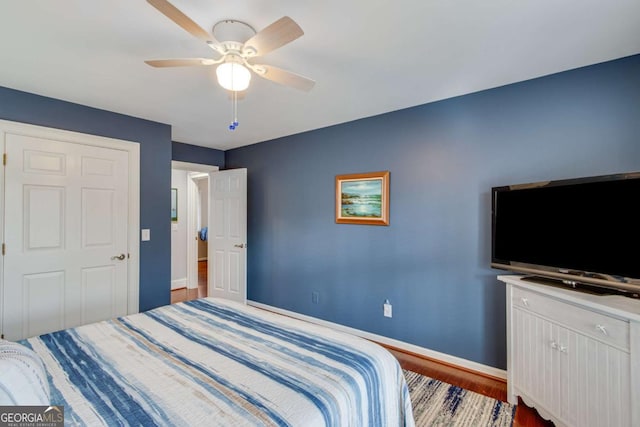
[2, 153, 6, 166]
[2, 243, 5, 256]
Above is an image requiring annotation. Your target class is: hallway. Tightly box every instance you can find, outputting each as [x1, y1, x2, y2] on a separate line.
[170, 260, 207, 304]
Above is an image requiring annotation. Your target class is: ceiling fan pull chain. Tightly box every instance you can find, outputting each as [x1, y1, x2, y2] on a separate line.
[234, 90, 239, 127]
[229, 91, 239, 131]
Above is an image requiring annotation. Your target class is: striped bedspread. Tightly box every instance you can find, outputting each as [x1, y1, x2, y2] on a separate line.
[22, 298, 415, 426]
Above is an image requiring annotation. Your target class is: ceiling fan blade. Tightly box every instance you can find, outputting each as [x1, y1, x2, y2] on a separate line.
[243, 17, 303, 57]
[147, 0, 218, 44]
[252, 64, 315, 92]
[145, 58, 218, 67]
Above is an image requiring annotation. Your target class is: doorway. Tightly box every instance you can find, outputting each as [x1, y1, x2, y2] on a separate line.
[193, 174, 209, 300]
[170, 161, 218, 304]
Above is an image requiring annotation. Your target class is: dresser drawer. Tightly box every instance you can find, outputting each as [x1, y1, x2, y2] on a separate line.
[512, 286, 629, 351]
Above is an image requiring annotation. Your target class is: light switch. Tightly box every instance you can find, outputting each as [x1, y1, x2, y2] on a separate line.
[141, 229, 151, 241]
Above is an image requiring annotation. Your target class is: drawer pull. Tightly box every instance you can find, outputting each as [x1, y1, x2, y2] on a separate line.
[521, 297, 530, 307]
[595, 324, 608, 336]
[559, 345, 568, 353]
[550, 340, 558, 349]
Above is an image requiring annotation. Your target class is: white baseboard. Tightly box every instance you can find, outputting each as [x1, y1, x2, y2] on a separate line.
[171, 278, 187, 290]
[247, 300, 507, 380]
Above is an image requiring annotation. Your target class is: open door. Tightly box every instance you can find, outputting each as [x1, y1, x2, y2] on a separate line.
[208, 168, 247, 303]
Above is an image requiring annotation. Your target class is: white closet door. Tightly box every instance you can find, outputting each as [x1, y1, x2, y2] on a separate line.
[2, 133, 129, 340]
[209, 168, 247, 304]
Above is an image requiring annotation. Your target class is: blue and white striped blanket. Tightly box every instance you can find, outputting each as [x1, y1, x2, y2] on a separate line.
[22, 298, 414, 426]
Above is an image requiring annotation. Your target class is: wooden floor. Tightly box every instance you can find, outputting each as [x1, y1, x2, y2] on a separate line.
[170, 260, 207, 304]
[170, 265, 553, 426]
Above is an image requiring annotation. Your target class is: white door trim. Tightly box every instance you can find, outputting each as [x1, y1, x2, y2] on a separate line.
[171, 161, 218, 291]
[0, 119, 140, 320]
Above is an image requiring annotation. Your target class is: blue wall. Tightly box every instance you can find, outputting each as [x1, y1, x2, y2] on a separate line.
[225, 54, 640, 369]
[173, 141, 225, 168]
[0, 86, 172, 311]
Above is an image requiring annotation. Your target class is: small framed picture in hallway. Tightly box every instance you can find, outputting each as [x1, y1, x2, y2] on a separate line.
[171, 188, 178, 221]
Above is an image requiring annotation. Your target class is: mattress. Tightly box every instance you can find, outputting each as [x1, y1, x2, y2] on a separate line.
[22, 298, 415, 426]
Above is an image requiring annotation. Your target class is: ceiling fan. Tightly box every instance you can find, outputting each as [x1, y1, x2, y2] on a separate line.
[144, 0, 315, 93]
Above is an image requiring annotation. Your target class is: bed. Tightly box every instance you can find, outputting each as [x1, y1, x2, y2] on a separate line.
[5, 298, 414, 426]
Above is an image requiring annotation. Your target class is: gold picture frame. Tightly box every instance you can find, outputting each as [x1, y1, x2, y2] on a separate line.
[335, 171, 389, 225]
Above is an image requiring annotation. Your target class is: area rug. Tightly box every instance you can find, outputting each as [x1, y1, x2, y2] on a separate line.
[404, 369, 516, 427]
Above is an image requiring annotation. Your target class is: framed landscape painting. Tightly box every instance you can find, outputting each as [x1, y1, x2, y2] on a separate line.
[335, 171, 389, 225]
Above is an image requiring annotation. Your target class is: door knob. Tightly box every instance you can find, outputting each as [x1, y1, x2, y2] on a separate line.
[234, 243, 247, 249]
[111, 254, 126, 260]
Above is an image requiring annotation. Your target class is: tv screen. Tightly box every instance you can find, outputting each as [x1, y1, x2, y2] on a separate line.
[491, 172, 640, 294]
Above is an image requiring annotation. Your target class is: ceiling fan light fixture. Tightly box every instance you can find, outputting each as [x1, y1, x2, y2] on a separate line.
[216, 62, 251, 91]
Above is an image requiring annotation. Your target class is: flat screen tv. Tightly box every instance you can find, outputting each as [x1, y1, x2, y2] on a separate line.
[491, 171, 640, 297]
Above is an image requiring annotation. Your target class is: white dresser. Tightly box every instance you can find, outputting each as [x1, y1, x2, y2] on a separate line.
[499, 275, 640, 427]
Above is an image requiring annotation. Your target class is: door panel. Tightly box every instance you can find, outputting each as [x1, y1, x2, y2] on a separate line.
[228, 251, 240, 293]
[81, 156, 114, 176]
[23, 150, 66, 175]
[22, 271, 65, 338]
[81, 266, 116, 325]
[213, 249, 225, 291]
[24, 185, 65, 250]
[213, 199, 224, 238]
[82, 188, 115, 247]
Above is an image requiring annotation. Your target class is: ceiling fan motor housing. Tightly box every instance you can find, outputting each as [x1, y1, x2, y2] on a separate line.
[212, 20, 256, 45]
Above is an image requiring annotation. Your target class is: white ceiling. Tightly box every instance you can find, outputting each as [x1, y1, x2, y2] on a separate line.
[1, 1, 639, 151]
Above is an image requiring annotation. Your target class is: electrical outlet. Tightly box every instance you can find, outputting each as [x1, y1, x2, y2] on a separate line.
[312, 291, 319, 304]
[383, 300, 392, 318]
